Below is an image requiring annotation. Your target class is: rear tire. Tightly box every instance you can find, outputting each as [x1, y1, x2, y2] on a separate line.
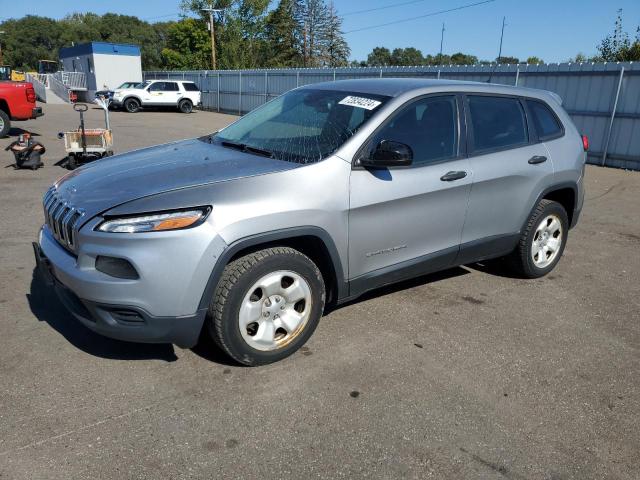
[178, 99, 193, 114]
[124, 98, 140, 113]
[507, 199, 569, 278]
[207, 247, 325, 366]
[0, 109, 10, 138]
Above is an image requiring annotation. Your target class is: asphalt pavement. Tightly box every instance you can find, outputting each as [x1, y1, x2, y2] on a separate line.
[1, 104, 639, 479]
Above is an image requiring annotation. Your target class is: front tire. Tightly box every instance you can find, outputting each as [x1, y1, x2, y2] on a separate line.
[508, 199, 568, 278]
[124, 98, 140, 113]
[208, 247, 325, 366]
[0, 109, 10, 137]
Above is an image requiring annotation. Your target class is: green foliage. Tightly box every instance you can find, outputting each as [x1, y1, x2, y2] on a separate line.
[367, 47, 392, 66]
[450, 52, 478, 65]
[263, 0, 302, 67]
[0, 13, 172, 70]
[597, 9, 640, 62]
[526, 56, 543, 64]
[161, 18, 211, 69]
[496, 56, 519, 64]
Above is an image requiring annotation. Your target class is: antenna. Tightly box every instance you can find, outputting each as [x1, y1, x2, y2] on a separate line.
[487, 16, 506, 83]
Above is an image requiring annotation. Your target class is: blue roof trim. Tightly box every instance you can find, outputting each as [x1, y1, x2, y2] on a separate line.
[60, 42, 141, 58]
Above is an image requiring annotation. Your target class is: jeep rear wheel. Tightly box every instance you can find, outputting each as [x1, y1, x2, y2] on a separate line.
[508, 199, 568, 278]
[208, 247, 325, 366]
[0, 109, 10, 137]
[178, 99, 193, 114]
[124, 98, 140, 113]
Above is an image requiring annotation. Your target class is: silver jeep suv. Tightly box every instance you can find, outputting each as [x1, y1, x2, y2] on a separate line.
[34, 79, 586, 365]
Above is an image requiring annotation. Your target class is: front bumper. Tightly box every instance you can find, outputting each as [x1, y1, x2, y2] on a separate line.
[35, 220, 227, 347]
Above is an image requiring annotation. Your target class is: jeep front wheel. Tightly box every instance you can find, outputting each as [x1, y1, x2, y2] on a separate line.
[208, 247, 325, 366]
[124, 98, 140, 113]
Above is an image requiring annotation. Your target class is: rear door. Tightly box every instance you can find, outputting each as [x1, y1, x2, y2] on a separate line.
[181, 82, 201, 105]
[349, 94, 472, 287]
[458, 94, 553, 262]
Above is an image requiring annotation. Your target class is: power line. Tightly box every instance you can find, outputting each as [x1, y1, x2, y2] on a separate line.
[343, 0, 496, 34]
[342, 0, 440, 17]
[142, 12, 183, 21]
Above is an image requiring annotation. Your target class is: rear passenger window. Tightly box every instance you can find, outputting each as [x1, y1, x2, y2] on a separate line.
[467, 96, 528, 152]
[370, 96, 458, 165]
[183, 83, 199, 91]
[527, 100, 562, 139]
[165, 82, 179, 91]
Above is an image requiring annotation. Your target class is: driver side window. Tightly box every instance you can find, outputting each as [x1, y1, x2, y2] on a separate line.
[148, 82, 164, 92]
[368, 96, 458, 165]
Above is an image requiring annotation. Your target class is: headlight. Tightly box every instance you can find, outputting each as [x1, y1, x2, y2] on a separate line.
[97, 208, 210, 233]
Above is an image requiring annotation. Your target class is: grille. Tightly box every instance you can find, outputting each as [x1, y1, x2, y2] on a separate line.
[43, 187, 85, 252]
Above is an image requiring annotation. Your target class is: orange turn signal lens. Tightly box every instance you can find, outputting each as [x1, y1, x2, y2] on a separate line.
[151, 215, 203, 231]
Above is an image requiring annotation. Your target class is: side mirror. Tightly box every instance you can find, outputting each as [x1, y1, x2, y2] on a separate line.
[360, 140, 413, 167]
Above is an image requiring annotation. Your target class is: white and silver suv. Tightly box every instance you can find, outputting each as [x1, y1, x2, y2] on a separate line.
[112, 80, 202, 114]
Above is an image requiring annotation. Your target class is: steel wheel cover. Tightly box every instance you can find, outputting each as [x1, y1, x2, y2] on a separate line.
[238, 270, 312, 351]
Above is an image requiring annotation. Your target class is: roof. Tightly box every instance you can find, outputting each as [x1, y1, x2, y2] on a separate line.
[59, 42, 141, 59]
[301, 78, 558, 102]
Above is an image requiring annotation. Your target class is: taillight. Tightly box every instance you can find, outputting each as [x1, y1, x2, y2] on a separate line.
[26, 86, 36, 103]
[581, 135, 589, 152]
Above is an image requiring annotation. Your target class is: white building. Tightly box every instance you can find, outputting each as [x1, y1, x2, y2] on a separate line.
[59, 42, 142, 98]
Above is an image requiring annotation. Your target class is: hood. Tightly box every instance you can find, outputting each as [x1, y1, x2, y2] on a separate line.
[52, 137, 300, 219]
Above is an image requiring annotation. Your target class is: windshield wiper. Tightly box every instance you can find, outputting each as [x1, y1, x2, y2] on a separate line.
[220, 140, 274, 159]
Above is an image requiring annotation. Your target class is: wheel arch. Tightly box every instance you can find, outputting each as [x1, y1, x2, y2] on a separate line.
[0, 99, 10, 116]
[122, 95, 142, 105]
[524, 182, 578, 232]
[197, 227, 348, 312]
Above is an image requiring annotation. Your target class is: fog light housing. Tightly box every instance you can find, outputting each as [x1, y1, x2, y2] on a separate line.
[95, 256, 139, 279]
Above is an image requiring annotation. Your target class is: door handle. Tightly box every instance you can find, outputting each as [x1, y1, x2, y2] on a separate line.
[440, 171, 467, 182]
[528, 155, 547, 164]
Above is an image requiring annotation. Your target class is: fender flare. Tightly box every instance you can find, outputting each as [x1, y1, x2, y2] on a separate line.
[122, 95, 142, 106]
[197, 226, 348, 311]
[522, 181, 579, 232]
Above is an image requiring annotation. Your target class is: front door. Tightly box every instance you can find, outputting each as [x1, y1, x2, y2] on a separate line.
[348, 95, 472, 292]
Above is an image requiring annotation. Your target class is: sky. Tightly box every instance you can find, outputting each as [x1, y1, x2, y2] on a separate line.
[1, 0, 640, 62]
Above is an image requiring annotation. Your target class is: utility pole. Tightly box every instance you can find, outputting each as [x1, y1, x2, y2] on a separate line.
[202, 3, 223, 70]
[438, 23, 445, 63]
[497, 16, 506, 62]
[0, 31, 5, 65]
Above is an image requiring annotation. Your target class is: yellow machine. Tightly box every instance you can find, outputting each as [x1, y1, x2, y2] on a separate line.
[6, 60, 59, 82]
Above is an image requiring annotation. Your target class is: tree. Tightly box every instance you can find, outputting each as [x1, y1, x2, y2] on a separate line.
[597, 9, 640, 61]
[263, 0, 302, 67]
[526, 56, 543, 64]
[161, 18, 211, 69]
[391, 47, 424, 66]
[296, 0, 330, 67]
[450, 52, 478, 65]
[322, 1, 349, 67]
[496, 55, 519, 64]
[366, 47, 392, 66]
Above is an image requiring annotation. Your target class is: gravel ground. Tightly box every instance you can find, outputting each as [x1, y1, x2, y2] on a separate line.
[0, 104, 639, 480]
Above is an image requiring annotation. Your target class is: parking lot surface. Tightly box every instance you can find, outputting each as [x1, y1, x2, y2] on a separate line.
[1, 104, 639, 479]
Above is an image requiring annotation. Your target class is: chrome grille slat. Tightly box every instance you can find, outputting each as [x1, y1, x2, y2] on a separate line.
[42, 187, 84, 253]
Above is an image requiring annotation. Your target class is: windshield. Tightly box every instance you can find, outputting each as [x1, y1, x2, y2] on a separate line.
[213, 88, 390, 164]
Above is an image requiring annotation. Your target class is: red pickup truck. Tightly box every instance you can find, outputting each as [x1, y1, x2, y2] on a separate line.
[0, 81, 43, 137]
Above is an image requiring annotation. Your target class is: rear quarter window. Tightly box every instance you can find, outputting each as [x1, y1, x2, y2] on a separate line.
[183, 83, 200, 92]
[527, 99, 563, 140]
[467, 95, 528, 153]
